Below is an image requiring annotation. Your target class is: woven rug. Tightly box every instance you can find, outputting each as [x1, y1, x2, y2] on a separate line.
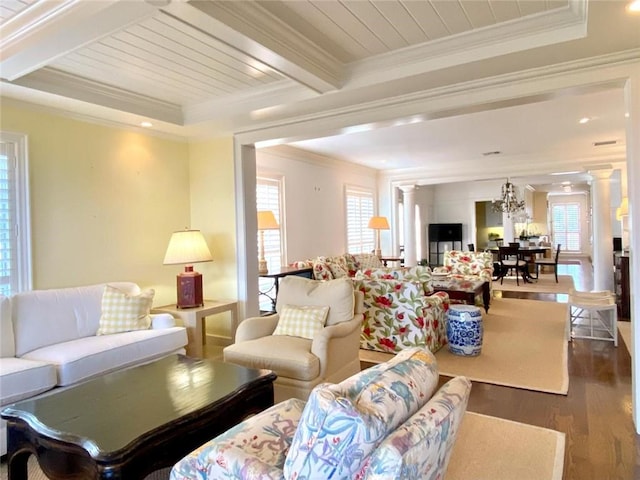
[492, 273, 574, 294]
[447, 412, 565, 480]
[0, 412, 564, 480]
[360, 298, 569, 394]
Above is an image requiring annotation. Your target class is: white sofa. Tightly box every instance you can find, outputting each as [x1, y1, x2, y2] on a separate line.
[0, 282, 188, 456]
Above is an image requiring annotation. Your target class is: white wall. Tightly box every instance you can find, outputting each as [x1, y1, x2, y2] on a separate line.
[257, 146, 378, 263]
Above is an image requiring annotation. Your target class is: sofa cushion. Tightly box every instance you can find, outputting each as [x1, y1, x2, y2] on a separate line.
[171, 398, 306, 480]
[12, 282, 141, 356]
[362, 376, 472, 479]
[273, 305, 329, 340]
[97, 285, 154, 335]
[283, 347, 439, 479]
[0, 295, 14, 357]
[355, 253, 383, 269]
[21, 327, 187, 386]
[0, 357, 57, 405]
[224, 335, 320, 382]
[276, 276, 354, 327]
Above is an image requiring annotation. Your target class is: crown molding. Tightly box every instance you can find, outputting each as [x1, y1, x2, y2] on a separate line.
[346, 0, 588, 89]
[9, 67, 183, 124]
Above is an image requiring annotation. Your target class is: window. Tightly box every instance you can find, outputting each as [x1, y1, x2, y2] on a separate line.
[0, 132, 31, 296]
[551, 203, 581, 252]
[257, 175, 283, 312]
[345, 186, 374, 254]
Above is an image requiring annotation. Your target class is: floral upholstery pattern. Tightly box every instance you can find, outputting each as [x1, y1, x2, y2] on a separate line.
[355, 265, 434, 293]
[355, 278, 449, 354]
[362, 376, 472, 480]
[292, 253, 384, 280]
[283, 348, 439, 479]
[171, 348, 470, 480]
[435, 250, 493, 283]
[170, 398, 305, 480]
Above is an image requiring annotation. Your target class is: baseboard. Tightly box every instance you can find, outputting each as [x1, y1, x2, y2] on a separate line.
[206, 333, 232, 347]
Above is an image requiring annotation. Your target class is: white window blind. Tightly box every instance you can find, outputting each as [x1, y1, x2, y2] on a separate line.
[0, 134, 31, 296]
[345, 187, 374, 254]
[257, 176, 283, 312]
[552, 203, 580, 252]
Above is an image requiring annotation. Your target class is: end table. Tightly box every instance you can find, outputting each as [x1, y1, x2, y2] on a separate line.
[153, 300, 238, 358]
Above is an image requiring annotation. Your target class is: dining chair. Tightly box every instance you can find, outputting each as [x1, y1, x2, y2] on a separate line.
[497, 245, 528, 285]
[533, 244, 562, 282]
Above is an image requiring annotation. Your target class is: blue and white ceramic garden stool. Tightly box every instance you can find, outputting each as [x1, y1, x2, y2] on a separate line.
[446, 304, 483, 356]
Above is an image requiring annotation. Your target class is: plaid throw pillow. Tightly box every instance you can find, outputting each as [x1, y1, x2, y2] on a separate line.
[97, 285, 154, 335]
[273, 304, 330, 340]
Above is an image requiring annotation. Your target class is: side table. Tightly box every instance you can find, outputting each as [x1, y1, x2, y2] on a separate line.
[153, 300, 238, 358]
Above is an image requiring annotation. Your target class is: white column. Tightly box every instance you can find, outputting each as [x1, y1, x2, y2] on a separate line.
[400, 185, 417, 266]
[588, 168, 615, 292]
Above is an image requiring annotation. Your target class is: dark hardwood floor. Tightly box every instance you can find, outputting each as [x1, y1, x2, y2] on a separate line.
[451, 260, 638, 480]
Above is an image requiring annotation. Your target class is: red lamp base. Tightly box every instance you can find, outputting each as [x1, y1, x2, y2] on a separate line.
[176, 266, 204, 309]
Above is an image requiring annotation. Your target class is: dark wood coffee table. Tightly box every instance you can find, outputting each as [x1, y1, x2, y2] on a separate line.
[1, 355, 276, 480]
[431, 276, 490, 313]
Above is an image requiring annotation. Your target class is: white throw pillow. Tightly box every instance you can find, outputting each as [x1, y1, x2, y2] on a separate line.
[97, 285, 154, 335]
[273, 304, 329, 340]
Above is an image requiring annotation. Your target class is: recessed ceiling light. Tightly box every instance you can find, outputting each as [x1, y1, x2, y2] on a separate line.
[625, 112, 630, 118]
[141, 121, 153, 128]
[578, 117, 590, 124]
[561, 181, 571, 185]
[626, 0, 640, 13]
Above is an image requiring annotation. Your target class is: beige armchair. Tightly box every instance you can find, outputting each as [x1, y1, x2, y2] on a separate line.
[223, 276, 364, 403]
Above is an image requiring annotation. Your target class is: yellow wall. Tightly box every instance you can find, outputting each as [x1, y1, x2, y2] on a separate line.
[188, 138, 237, 338]
[0, 103, 237, 320]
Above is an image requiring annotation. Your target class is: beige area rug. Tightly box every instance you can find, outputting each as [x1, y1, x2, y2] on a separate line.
[492, 273, 574, 294]
[1, 413, 564, 480]
[360, 298, 569, 394]
[447, 412, 565, 480]
[619, 321, 632, 356]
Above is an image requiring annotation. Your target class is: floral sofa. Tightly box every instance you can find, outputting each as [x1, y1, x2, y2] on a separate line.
[290, 253, 384, 280]
[171, 347, 471, 480]
[434, 250, 493, 284]
[354, 266, 449, 354]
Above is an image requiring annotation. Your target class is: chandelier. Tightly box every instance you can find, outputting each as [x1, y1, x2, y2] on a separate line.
[492, 179, 525, 217]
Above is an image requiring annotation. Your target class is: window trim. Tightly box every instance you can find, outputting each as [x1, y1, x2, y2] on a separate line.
[0, 131, 32, 294]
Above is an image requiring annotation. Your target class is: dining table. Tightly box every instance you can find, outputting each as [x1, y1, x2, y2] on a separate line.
[487, 245, 551, 282]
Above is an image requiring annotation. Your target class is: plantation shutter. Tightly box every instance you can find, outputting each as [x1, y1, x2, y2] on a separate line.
[0, 144, 16, 296]
[345, 187, 374, 254]
[552, 203, 580, 252]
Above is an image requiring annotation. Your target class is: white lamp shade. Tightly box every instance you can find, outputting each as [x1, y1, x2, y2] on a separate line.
[368, 216, 390, 230]
[257, 210, 279, 230]
[163, 230, 213, 265]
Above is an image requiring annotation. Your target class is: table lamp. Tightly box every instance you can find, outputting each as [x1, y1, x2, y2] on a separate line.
[257, 210, 279, 274]
[368, 216, 390, 257]
[163, 229, 213, 308]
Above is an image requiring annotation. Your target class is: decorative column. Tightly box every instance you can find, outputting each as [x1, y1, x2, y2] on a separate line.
[589, 168, 614, 292]
[400, 185, 417, 266]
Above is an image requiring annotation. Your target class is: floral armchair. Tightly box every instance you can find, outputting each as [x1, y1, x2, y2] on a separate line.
[170, 348, 471, 480]
[353, 266, 449, 354]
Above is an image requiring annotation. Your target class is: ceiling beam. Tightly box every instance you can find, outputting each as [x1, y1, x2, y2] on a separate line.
[161, 1, 343, 94]
[0, 0, 163, 81]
